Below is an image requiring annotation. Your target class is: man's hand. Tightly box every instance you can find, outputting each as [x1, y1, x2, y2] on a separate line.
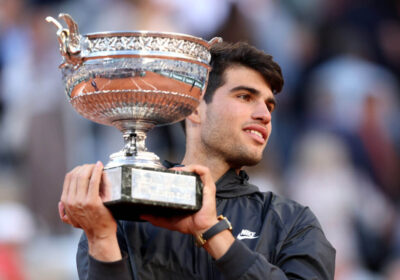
[141, 165, 235, 259]
[59, 161, 122, 261]
[141, 165, 219, 235]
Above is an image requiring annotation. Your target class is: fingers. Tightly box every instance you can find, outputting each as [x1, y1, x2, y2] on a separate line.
[170, 164, 209, 178]
[140, 215, 172, 230]
[59, 162, 118, 239]
[75, 164, 96, 198]
[171, 165, 216, 195]
[61, 166, 79, 227]
[62, 163, 102, 202]
[100, 172, 112, 202]
[61, 165, 79, 206]
[58, 201, 82, 228]
[60, 163, 103, 228]
[140, 214, 191, 233]
[58, 201, 68, 223]
[88, 161, 104, 199]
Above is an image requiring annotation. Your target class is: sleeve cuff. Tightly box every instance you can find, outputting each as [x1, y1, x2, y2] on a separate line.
[215, 240, 257, 279]
[88, 253, 132, 280]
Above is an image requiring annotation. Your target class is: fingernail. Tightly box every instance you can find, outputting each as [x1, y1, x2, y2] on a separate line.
[96, 161, 102, 167]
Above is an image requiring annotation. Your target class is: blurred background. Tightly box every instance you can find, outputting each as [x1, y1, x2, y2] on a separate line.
[0, 0, 399, 279]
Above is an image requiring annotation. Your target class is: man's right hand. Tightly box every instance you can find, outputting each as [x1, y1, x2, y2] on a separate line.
[59, 161, 122, 261]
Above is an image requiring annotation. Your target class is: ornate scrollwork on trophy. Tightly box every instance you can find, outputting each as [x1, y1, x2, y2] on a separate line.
[84, 36, 211, 63]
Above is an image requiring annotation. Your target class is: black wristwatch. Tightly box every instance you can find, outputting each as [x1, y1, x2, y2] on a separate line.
[195, 215, 232, 247]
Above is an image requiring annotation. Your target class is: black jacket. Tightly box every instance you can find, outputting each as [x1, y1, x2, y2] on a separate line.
[77, 169, 335, 279]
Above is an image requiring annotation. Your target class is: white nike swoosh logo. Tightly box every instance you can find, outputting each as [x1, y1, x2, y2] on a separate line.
[237, 234, 259, 240]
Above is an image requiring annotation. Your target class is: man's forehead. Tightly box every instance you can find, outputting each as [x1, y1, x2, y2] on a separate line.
[220, 66, 274, 97]
[224, 65, 268, 83]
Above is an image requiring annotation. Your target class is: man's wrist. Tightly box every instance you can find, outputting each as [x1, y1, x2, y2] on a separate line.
[203, 229, 235, 260]
[88, 234, 122, 262]
[193, 217, 219, 236]
[194, 215, 233, 247]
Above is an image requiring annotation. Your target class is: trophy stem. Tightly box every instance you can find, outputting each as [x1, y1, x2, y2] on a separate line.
[122, 130, 147, 156]
[106, 121, 164, 169]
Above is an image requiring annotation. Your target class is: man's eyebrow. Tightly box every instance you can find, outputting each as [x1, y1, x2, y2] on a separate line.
[230, 85, 277, 106]
[230, 85, 260, 95]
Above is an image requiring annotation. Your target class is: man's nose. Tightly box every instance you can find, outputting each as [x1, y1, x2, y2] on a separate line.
[251, 102, 271, 124]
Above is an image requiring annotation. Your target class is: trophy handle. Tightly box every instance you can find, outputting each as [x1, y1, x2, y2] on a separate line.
[46, 13, 82, 68]
[58, 13, 81, 54]
[208, 37, 223, 47]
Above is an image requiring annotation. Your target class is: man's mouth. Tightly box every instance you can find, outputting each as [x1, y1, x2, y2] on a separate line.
[247, 130, 264, 139]
[243, 125, 267, 144]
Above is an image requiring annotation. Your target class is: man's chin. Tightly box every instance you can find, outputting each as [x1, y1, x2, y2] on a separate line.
[228, 155, 262, 169]
[243, 158, 262, 167]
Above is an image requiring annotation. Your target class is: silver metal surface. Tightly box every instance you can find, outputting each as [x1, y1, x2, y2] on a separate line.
[46, 14, 221, 67]
[48, 13, 220, 168]
[131, 168, 197, 206]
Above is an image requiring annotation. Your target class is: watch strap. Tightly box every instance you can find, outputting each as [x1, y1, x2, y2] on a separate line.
[195, 215, 232, 247]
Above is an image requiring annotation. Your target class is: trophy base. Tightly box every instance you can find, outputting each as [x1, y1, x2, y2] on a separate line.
[104, 199, 202, 221]
[103, 165, 203, 221]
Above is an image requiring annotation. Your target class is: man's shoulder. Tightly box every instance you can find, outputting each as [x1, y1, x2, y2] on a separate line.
[260, 191, 323, 232]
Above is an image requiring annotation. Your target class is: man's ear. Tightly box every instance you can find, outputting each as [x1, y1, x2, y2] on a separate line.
[187, 108, 201, 124]
[187, 101, 205, 124]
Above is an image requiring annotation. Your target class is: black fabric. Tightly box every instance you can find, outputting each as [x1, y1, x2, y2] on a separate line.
[215, 169, 259, 198]
[87, 254, 132, 280]
[77, 168, 336, 279]
[215, 240, 258, 278]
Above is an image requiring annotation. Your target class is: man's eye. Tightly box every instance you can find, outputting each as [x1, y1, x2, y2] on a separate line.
[238, 94, 251, 101]
[267, 104, 275, 112]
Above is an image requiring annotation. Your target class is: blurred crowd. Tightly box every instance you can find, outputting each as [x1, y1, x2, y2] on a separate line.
[0, 0, 399, 279]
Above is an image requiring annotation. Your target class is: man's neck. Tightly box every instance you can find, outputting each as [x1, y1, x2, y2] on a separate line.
[181, 152, 239, 182]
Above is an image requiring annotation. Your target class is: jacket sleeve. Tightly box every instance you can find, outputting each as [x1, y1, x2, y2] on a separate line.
[215, 209, 336, 279]
[76, 222, 135, 280]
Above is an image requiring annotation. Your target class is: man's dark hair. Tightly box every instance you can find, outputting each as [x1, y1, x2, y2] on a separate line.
[181, 41, 284, 133]
[203, 41, 284, 104]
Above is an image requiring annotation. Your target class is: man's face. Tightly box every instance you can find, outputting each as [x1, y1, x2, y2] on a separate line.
[199, 65, 276, 168]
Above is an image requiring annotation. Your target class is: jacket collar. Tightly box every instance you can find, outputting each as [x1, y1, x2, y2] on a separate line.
[215, 168, 260, 198]
[163, 161, 260, 199]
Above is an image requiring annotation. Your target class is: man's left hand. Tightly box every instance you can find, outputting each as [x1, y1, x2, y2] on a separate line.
[140, 164, 219, 236]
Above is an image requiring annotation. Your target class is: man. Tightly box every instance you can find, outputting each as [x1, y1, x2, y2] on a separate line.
[59, 42, 335, 279]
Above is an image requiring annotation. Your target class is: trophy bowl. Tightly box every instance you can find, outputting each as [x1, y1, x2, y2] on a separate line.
[47, 13, 221, 220]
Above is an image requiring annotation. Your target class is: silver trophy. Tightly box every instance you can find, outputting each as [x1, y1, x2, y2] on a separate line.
[47, 13, 221, 220]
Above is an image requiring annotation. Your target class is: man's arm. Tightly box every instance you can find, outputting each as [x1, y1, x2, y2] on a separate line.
[77, 229, 133, 280]
[59, 162, 134, 279]
[199, 219, 334, 279]
[214, 223, 335, 279]
[143, 165, 335, 279]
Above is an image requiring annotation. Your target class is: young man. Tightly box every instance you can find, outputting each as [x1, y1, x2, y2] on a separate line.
[60, 42, 335, 279]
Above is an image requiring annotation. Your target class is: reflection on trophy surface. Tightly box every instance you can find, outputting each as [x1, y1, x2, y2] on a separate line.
[47, 13, 221, 220]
